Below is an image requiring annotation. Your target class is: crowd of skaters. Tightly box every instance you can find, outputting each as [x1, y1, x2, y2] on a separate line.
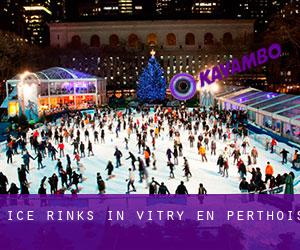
[0, 105, 297, 195]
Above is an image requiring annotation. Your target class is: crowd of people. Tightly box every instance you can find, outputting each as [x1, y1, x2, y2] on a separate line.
[0, 105, 297, 195]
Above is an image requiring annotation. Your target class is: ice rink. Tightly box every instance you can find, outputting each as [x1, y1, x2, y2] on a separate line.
[0, 110, 299, 194]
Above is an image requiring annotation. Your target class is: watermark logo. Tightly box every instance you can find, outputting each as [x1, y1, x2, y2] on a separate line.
[169, 43, 282, 101]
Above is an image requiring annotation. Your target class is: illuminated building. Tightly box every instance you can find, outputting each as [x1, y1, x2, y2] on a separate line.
[3, 67, 107, 120]
[23, 0, 52, 45]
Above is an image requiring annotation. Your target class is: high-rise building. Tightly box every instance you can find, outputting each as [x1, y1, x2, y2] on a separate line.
[50, 0, 67, 22]
[192, 0, 221, 15]
[119, 0, 133, 14]
[23, 0, 52, 45]
[0, 0, 26, 37]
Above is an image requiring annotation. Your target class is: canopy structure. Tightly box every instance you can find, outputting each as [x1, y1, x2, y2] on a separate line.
[9, 67, 97, 82]
[3, 67, 107, 121]
[216, 87, 300, 143]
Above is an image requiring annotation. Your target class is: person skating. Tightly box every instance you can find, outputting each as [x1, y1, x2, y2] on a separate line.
[198, 183, 207, 194]
[280, 148, 289, 165]
[35, 150, 45, 170]
[100, 129, 105, 143]
[183, 157, 192, 181]
[94, 130, 99, 143]
[284, 172, 295, 194]
[144, 148, 150, 167]
[48, 174, 58, 194]
[87, 140, 94, 156]
[251, 146, 258, 165]
[292, 150, 299, 168]
[149, 177, 160, 194]
[126, 152, 137, 170]
[152, 152, 157, 170]
[6, 148, 13, 164]
[168, 161, 175, 179]
[60, 169, 68, 188]
[199, 145, 207, 162]
[175, 181, 188, 194]
[158, 182, 170, 194]
[18, 165, 28, 187]
[80, 141, 85, 158]
[237, 159, 247, 180]
[105, 161, 114, 180]
[270, 138, 277, 153]
[97, 174, 106, 194]
[114, 147, 123, 168]
[217, 154, 224, 175]
[211, 140, 216, 156]
[38, 177, 47, 194]
[58, 142, 65, 157]
[8, 183, 20, 194]
[239, 178, 249, 193]
[173, 145, 179, 165]
[22, 151, 35, 171]
[166, 148, 172, 162]
[0, 172, 9, 194]
[265, 162, 274, 183]
[126, 168, 136, 193]
[72, 171, 80, 191]
[137, 157, 145, 183]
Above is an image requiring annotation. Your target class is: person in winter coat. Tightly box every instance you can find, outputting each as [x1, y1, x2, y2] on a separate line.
[137, 157, 145, 183]
[237, 159, 247, 179]
[126, 168, 136, 193]
[8, 183, 20, 194]
[6, 148, 13, 164]
[183, 157, 192, 181]
[198, 183, 207, 194]
[251, 146, 258, 165]
[126, 152, 137, 170]
[105, 161, 114, 179]
[144, 149, 150, 167]
[87, 140, 94, 156]
[149, 177, 160, 194]
[168, 161, 175, 178]
[254, 168, 262, 187]
[173, 146, 179, 165]
[199, 145, 207, 162]
[114, 147, 123, 168]
[292, 150, 299, 168]
[239, 178, 249, 193]
[38, 177, 47, 194]
[97, 173, 106, 194]
[48, 174, 58, 194]
[58, 142, 65, 157]
[166, 148, 172, 162]
[279, 149, 289, 165]
[284, 172, 295, 194]
[217, 155, 224, 175]
[265, 162, 274, 183]
[80, 142, 85, 158]
[72, 171, 80, 191]
[35, 151, 44, 170]
[211, 140, 216, 155]
[270, 138, 277, 153]
[175, 181, 188, 194]
[0, 172, 9, 194]
[158, 182, 170, 194]
[231, 149, 241, 165]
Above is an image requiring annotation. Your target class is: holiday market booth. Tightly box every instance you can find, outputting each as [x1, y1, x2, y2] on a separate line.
[216, 87, 300, 144]
[2, 67, 107, 122]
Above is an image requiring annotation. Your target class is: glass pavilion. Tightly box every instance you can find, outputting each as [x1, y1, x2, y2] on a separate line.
[216, 87, 300, 144]
[3, 67, 107, 118]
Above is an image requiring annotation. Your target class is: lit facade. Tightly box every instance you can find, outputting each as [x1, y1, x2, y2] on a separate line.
[3, 67, 107, 120]
[24, 0, 52, 45]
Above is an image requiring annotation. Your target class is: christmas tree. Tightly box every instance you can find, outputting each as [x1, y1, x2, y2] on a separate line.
[137, 50, 166, 102]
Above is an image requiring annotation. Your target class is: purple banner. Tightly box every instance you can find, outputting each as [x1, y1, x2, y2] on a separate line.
[0, 194, 300, 250]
